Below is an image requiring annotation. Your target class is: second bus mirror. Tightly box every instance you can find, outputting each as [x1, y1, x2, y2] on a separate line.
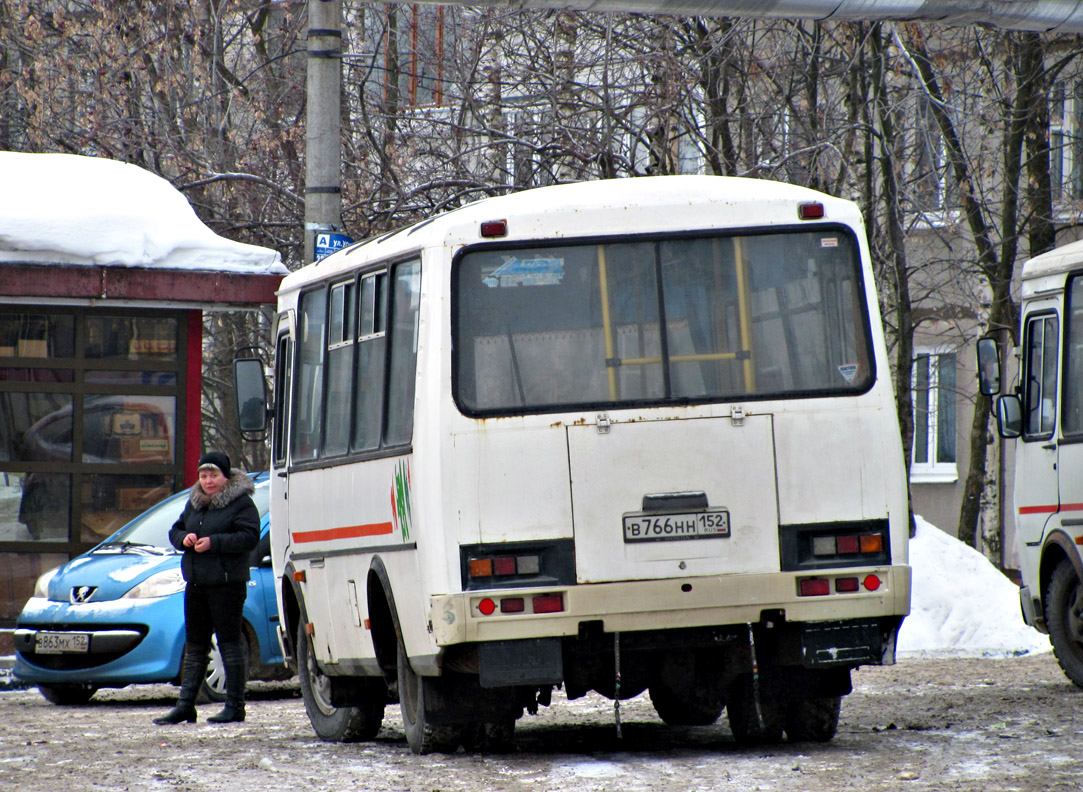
[976, 337, 1001, 396]
[994, 394, 1022, 439]
[233, 357, 269, 434]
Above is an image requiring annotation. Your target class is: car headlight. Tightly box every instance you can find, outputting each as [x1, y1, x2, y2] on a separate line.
[122, 568, 187, 599]
[33, 566, 60, 599]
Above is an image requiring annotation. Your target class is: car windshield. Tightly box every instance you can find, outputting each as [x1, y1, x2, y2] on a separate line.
[97, 478, 270, 550]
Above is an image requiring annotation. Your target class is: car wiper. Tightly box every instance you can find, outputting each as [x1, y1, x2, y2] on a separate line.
[96, 541, 173, 555]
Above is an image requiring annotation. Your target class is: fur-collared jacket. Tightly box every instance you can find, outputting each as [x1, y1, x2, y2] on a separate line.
[168, 471, 260, 585]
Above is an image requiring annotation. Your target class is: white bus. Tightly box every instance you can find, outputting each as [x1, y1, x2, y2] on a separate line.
[979, 238, 1083, 688]
[236, 175, 911, 753]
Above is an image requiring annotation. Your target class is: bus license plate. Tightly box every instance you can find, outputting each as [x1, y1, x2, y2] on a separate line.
[36, 632, 90, 654]
[623, 510, 730, 543]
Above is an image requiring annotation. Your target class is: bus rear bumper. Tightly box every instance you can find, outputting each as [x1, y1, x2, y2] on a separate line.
[429, 565, 911, 647]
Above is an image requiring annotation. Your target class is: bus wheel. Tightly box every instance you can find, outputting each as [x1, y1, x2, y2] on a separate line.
[726, 675, 784, 745]
[1046, 561, 1083, 688]
[784, 695, 841, 742]
[297, 621, 384, 742]
[648, 650, 725, 726]
[397, 643, 463, 754]
[461, 718, 516, 753]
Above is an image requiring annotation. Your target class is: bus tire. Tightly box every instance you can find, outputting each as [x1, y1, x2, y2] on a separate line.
[297, 621, 384, 742]
[1046, 560, 1083, 688]
[461, 718, 516, 753]
[648, 650, 725, 726]
[397, 642, 463, 754]
[726, 675, 784, 745]
[784, 695, 841, 742]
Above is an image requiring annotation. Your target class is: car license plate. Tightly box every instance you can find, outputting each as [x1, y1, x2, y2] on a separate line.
[35, 632, 90, 654]
[623, 509, 730, 543]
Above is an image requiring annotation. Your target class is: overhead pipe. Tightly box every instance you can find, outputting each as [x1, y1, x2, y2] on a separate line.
[446, 0, 1083, 33]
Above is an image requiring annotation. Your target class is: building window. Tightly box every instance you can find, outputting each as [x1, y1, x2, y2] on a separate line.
[911, 349, 957, 483]
[382, 4, 448, 108]
[912, 94, 951, 214]
[1050, 80, 1083, 201]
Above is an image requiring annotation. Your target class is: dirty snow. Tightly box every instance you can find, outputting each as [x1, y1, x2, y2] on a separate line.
[0, 151, 287, 274]
[898, 516, 1051, 658]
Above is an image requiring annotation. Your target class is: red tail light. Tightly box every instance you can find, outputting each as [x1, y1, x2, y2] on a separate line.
[532, 593, 564, 613]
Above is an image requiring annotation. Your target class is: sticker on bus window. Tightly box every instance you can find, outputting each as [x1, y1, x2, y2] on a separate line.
[838, 363, 858, 383]
[820, 237, 839, 248]
[482, 256, 565, 288]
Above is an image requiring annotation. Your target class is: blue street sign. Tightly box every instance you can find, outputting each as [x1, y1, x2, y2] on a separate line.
[315, 232, 353, 261]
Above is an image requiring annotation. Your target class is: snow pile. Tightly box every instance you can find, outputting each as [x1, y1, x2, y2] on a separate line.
[0, 151, 287, 274]
[899, 516, 1051, 658]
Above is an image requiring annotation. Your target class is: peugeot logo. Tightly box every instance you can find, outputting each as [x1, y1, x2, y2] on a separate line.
[70, 586, 96, 604]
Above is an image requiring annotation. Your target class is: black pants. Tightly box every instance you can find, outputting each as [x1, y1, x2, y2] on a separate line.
[184, 581, 247, 647]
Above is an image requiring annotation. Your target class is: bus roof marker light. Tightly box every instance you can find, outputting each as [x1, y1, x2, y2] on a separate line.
[798, 202, 825, 220]
[480, 219, 508, 238]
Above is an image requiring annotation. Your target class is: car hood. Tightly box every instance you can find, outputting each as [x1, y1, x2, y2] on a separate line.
[45, 551, 179, 603]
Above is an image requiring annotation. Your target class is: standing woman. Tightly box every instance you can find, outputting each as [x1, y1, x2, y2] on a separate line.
[154, 452, 259, 725]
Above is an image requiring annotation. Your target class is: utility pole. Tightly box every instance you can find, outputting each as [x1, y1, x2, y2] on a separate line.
[305, 0, 343, 264]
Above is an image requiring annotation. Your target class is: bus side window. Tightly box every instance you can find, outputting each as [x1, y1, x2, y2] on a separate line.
[292, 287, 327, 460]
[1063, 276, 1083, 436]
[1022, 313, 1059, 438]
[385, 260, 421, 447]
[272, 332, 292, 468]
[353, 271, 388, 451]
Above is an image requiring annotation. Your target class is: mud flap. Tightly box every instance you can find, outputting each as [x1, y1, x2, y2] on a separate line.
[801, 619, 882, 667]
[479, 638, 563, 687]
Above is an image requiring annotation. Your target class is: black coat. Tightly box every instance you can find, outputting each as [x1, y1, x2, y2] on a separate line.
[168, 472, 260, 585]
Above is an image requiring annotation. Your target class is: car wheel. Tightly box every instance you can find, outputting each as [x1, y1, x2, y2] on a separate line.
[397, 642, 463, 754]
[38, 683, 97, 705]
[1046, 560, 1083, 688]
[195, 636, 229, 704]
[297, 620, 384, 742]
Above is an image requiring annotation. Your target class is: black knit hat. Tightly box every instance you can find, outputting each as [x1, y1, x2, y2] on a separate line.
[197, 451, 231, 479]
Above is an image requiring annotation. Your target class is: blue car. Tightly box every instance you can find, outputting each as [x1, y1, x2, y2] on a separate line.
[12, 473, 291, 704]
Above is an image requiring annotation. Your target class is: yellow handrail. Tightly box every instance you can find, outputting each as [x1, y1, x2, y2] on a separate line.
[733, 237, 755, 391]
[597, 245, 618, 400]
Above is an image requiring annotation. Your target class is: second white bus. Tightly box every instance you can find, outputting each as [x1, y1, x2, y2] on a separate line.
[237, 175, 911, 753]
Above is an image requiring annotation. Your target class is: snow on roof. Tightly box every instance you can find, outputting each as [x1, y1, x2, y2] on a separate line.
[0, 152, 287, 275]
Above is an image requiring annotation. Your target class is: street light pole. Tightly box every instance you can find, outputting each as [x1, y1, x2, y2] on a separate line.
[305, 0, 343, 264]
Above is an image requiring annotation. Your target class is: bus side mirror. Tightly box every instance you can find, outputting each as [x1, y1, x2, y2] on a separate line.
[233, 357, 269, 436]
[976, 337, 1001, 396]
[995, 394, 1022, 439]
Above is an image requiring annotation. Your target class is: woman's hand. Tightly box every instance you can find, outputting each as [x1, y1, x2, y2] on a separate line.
[182, 533, 211, 552]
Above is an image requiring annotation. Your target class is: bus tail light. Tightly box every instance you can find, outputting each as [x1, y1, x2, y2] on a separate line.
[782, 521, 891, 572]
[532, 593, 564, 613]
[799, 578, 830, 597]
[474, 592, 564, 616]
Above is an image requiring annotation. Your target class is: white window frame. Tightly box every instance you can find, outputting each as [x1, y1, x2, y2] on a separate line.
[910, 347, 958, 484]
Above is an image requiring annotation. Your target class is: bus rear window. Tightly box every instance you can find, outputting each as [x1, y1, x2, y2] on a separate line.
[453, 230, 873, 415]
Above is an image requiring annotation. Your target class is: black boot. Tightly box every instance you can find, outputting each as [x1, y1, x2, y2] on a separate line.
[207, 640, 247, 723]
[154, 644, 208, 725]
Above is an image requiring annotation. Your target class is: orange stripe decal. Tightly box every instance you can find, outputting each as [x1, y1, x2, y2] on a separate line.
[1019, 504, 1059, 515]
[1018, 503, 1083, 515]
[292, 522, 394, 544]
